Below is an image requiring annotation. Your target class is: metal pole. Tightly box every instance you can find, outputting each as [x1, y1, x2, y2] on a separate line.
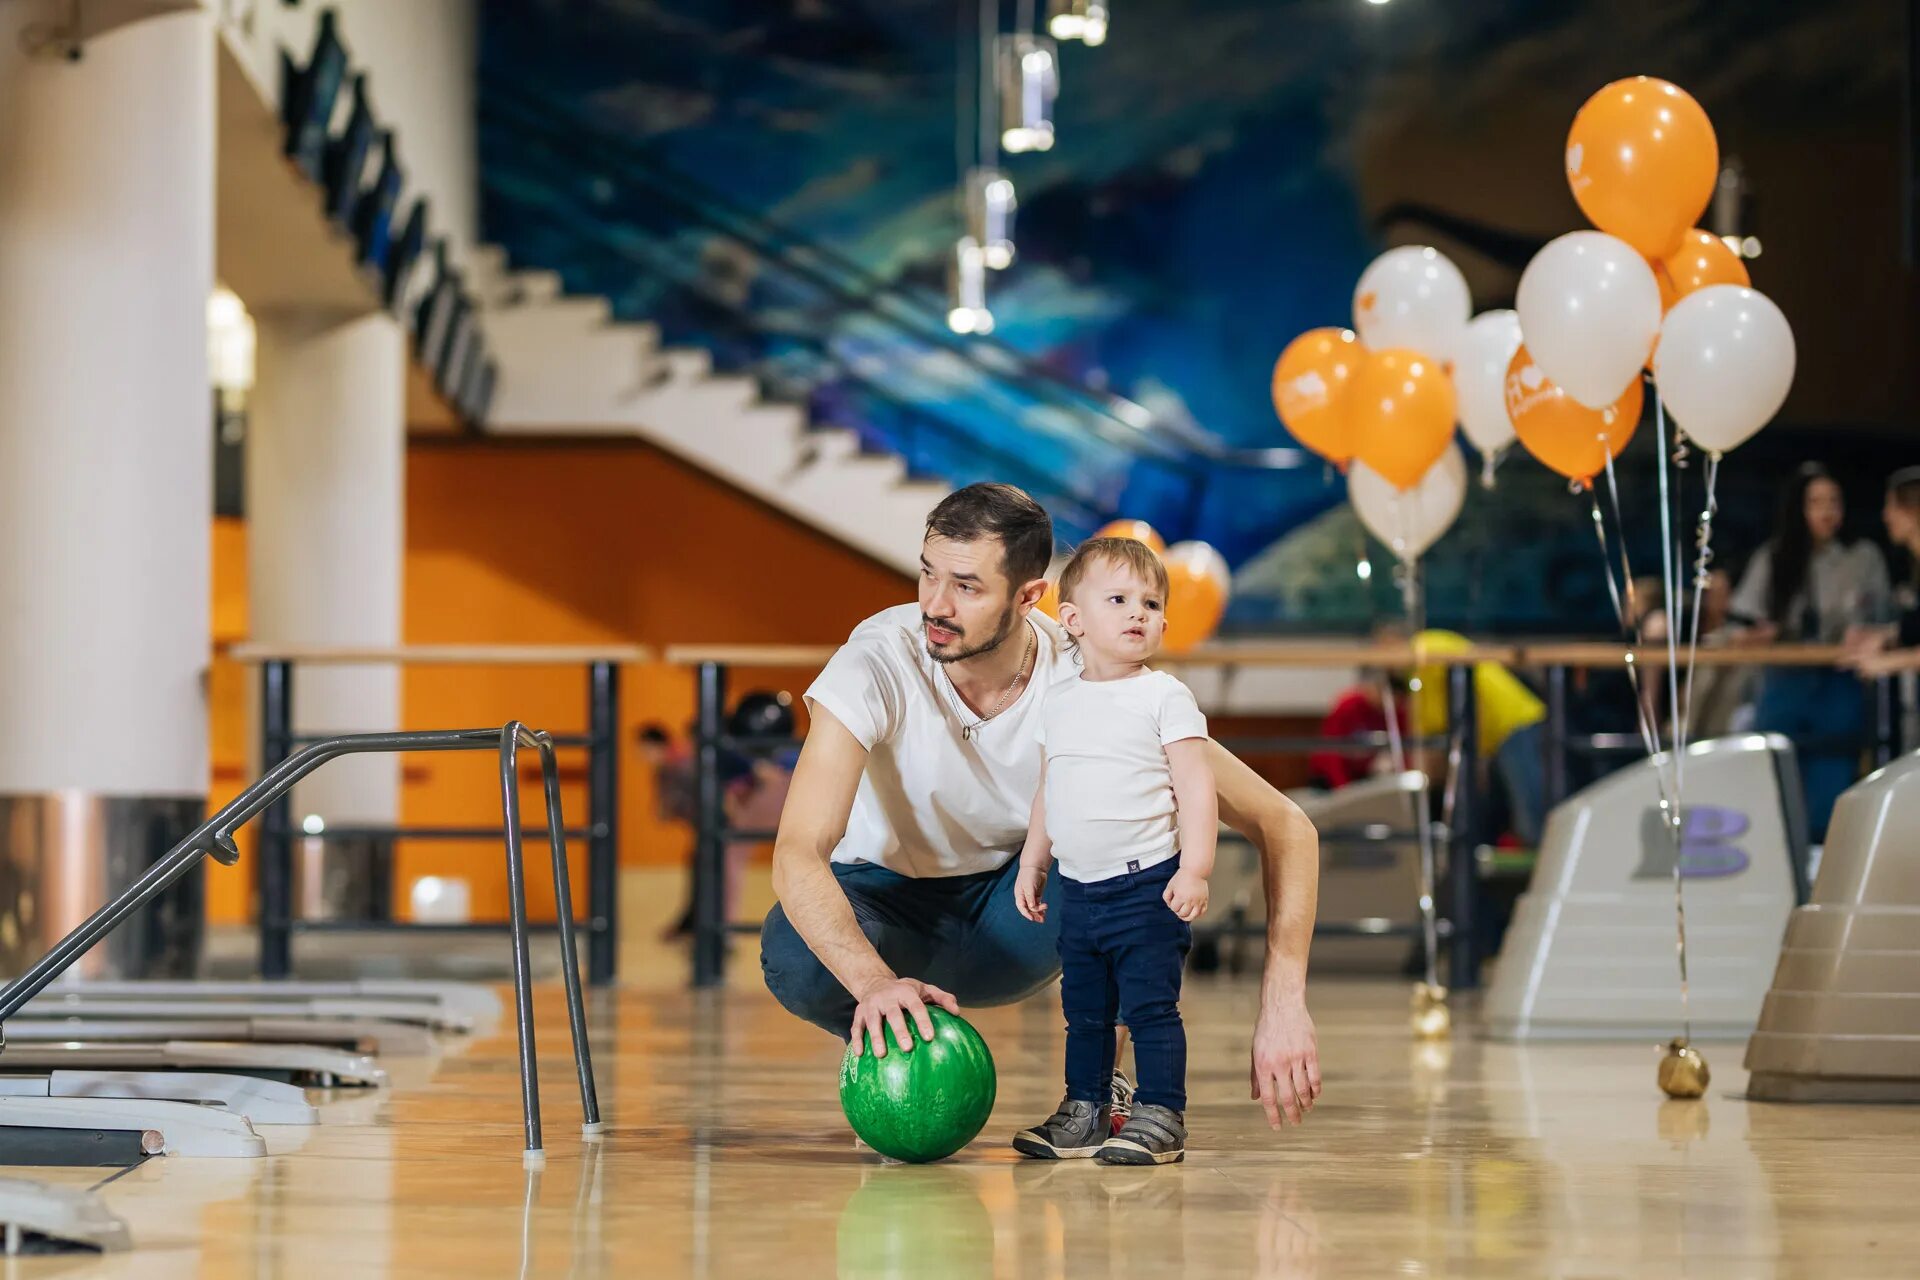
[538, 738, 602, 1135]
[1875, 673, 1899, 770]
[259, 659, 295, 980]
[692, 661, 729, 988]
[1545, 663, 1570, 813]
[497, 725, 544, 1163]
[1446, 662, 1481, 991]
[586, 661, 620, 986]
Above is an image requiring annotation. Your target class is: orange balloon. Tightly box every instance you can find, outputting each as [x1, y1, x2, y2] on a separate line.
[1506, 343, 1643, 482]
[1161, 544, 1229, 655]
[1036, 579, 1061, 619]
[1348, 349, 1457, 492]
[1653, 227, 1750, 311]
[1566, 77, 1718, 260]
[1271, 327, 1363, 466]
[1093, 520, 1166, 555]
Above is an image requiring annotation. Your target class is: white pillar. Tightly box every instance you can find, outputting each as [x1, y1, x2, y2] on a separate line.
[0, 7, 216, 973]
[247, 314, 406, 839]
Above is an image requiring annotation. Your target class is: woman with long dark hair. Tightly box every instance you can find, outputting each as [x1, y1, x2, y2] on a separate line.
[1730, 463, 1889, 839]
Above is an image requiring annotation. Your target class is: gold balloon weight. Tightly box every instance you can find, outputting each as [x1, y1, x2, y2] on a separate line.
[1657, 1037, 1711, 1099]
[1409, 982, 1451, 1040]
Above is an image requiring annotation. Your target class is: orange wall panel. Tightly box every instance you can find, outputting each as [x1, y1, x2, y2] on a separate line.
[397, 440, 911, 918]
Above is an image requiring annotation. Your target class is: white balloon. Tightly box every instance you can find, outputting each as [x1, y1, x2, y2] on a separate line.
[1165, 541, 1231, 598]
[1652, 285, 1796, 455]
[1454, 310, 1523, 455]
[1349, 444, 1468, 561]
[1515, 230, 1661, 410]
[1353, 245, 1471, 364]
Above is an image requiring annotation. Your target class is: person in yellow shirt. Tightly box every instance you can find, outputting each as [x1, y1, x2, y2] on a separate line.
[1409, 630, 1549, 846]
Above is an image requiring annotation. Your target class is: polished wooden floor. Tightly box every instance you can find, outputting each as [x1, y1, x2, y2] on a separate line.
[13, 877, 1920, 1278]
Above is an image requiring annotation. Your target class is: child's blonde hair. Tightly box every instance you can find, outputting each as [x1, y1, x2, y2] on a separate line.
[1056, 537, 1170, 608]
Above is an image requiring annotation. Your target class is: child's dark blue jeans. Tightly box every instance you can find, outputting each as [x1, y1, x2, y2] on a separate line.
[1058, 856, 1191, 1113]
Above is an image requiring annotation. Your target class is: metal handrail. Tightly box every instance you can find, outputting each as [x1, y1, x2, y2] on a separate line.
[0, 724, 601, 1165]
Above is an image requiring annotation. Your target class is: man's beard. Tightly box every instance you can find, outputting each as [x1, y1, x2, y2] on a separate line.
[923, 604, 1020, 665]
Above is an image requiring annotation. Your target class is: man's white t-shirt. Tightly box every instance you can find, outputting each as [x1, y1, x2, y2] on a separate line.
[1040, 671, 1209, 883]
[805, 604, 1081, 877]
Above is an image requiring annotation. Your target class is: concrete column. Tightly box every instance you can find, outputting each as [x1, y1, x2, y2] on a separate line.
[248, 313, 405, 915]
[0, 7, 216, 974]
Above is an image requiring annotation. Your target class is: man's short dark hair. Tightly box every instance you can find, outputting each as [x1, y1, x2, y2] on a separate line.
[924, 483, 1054, 586]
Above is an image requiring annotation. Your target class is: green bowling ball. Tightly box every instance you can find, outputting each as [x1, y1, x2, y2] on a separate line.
[839, 1007, 997, 1164]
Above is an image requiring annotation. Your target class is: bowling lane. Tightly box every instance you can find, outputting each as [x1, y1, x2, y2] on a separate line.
[33, 974, 1920, 1279]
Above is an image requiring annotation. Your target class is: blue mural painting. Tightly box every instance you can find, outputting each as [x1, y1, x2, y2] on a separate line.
[478, 0, 1908, 633]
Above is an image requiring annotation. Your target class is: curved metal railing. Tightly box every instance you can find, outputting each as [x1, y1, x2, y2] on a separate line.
[0, 725, 599, 1164]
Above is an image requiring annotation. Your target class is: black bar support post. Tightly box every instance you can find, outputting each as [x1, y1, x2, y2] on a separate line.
[586, 661, 620, 986]
[1446, 662, 1481, 992]
[1544, 663, 1570, 813]
[692, 661, 729, 988]
[1875, 674, 1899, 770]
[259, 659, 295, 980]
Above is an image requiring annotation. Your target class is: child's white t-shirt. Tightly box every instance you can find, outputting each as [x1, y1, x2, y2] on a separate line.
[1040, 670, 1209, 884]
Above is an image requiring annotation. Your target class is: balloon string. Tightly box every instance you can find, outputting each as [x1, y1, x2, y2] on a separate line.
[1377, 648, 1439, 992]
[1590, 459, 1694, 1049]
[1652, 397, 1693, 1044]
[1677, 454, 1722, 760]
[1588, 475, 1678, 814]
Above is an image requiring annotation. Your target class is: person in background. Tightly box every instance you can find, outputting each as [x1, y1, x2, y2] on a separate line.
[638, 723, 695, 826]
[656, 694, 801, 941]
[1845, 467, 1920, 659]
[1729, 463, 1888, 840]
[1307, 672, 1407, 790]
[1410, 630, 1548, 847]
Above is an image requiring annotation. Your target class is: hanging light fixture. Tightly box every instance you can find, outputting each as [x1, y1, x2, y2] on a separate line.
[966, 167, 1017, 270]
[1712, 157, 1761, 259]
[947, 237, 994, 335]
[1047, 0, 1108, 45]
[998, 34, 1058, 153]
[206, 286, 256, 395]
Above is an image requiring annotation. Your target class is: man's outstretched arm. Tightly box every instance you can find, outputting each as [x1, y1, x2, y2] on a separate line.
[770, 707, 957, 1055]
[1207, 740, 1323, 1129]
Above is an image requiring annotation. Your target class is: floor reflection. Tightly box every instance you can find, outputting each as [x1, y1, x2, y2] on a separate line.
[15, 976, 1920, 1278]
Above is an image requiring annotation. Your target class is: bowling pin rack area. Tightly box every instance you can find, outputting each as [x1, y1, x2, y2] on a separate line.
[667, 640, 1909, 993]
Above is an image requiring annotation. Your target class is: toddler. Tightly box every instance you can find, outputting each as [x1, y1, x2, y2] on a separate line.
[1011, 537, 1214, 1165]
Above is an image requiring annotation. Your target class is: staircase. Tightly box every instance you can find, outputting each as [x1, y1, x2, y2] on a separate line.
[467, 88, 1339, 578]
[465, 244, 950, 576]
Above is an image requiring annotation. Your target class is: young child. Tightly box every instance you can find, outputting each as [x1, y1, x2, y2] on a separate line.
[1011, 537, 1215, 1165]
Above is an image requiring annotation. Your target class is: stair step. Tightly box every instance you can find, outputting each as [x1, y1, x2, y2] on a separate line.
[465, 244, 511, 295]
[486, 294, 611, 329]
[482, 268, 562, 307]
[661, 348, 713, 382]
[801, 428, 862, 465]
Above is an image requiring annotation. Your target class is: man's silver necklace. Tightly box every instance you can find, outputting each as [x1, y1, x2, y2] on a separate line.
[953, 626, 1036, 741]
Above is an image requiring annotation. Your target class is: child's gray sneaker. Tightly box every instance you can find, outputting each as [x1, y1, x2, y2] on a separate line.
[1012, 1097, 1113, 1159]
[1096, 1103, 1186, 1165]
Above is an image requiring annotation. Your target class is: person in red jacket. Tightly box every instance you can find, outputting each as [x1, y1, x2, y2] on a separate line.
[1308, 674, 1407, 790]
